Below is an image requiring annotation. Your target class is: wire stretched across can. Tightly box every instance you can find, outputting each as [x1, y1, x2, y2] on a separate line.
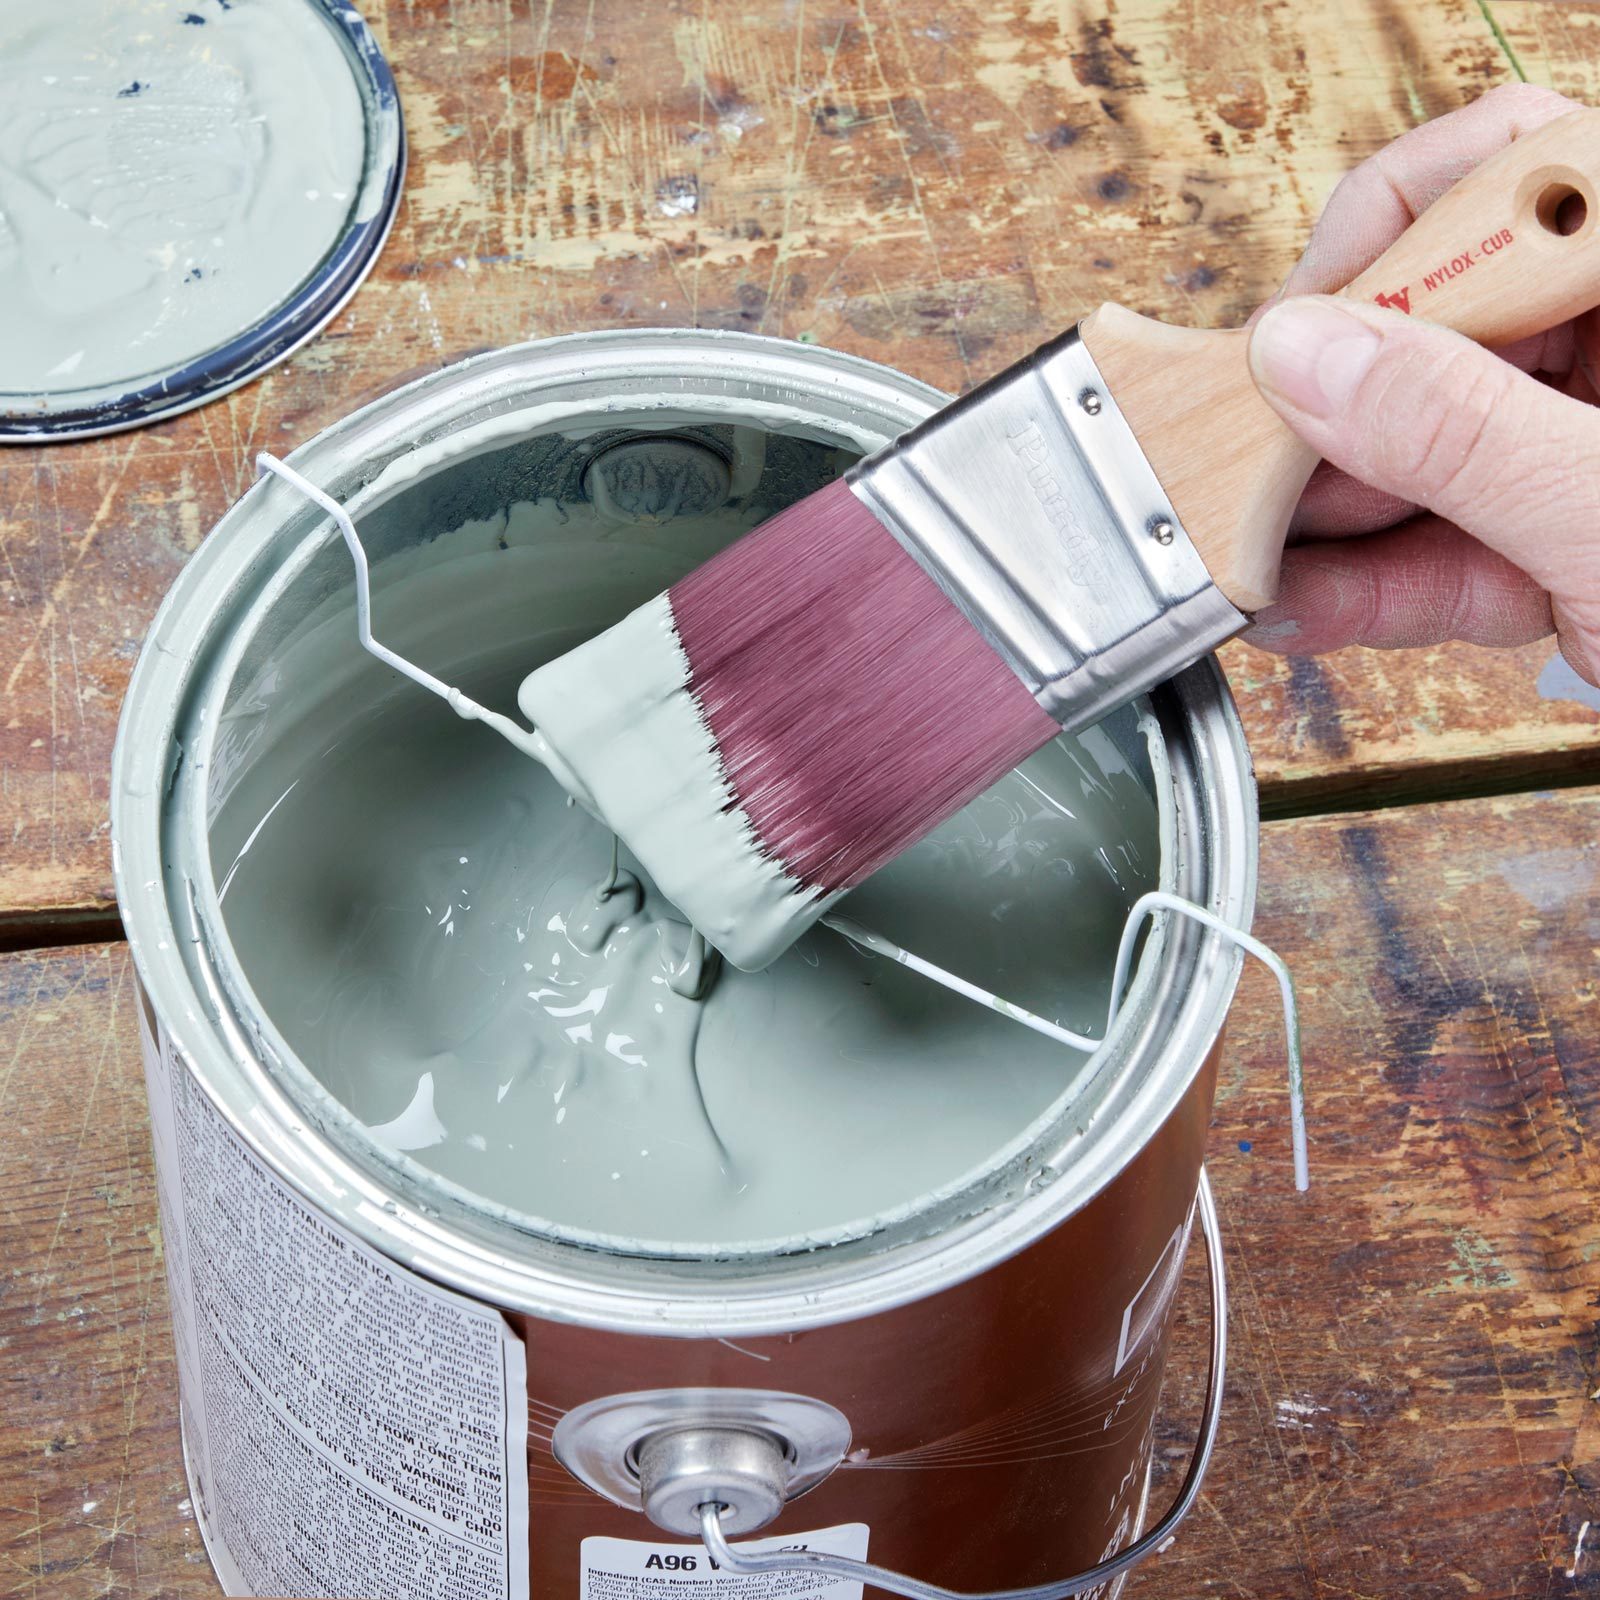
[254, 447, 1308, 1194]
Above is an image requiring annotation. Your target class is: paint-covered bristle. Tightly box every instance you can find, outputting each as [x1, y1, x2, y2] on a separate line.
[670, 477, 1061, 894]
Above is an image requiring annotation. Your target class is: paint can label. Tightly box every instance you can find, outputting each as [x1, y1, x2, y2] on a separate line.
[138, 1005, 531, 1598]
[580, 1524, 870, 1600]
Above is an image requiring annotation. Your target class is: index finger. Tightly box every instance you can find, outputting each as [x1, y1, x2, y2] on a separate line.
[1273, 83, 1582, 301]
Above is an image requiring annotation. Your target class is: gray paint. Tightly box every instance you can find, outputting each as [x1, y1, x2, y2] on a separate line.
[0, 0, 366, 395]
[521, 590, 827, 971]
[212, 497, 1161, 1246]
[1536, 651, 1600, 713]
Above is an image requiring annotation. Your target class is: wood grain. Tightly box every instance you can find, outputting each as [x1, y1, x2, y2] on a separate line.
[1488, 1, 1600, 103]
[3, 0, 1597, 926]
[0, 946, 211, 1597]
[1159, 784, 1600, 1596]
[4, 782, 1598, 1597]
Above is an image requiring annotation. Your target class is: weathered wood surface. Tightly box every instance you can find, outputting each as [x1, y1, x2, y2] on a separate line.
[0, 948, 206, 1595]
[3, 782, 1598, 1597]
[1489, 0, 1600, 101]
[3, 0, 1599, 931]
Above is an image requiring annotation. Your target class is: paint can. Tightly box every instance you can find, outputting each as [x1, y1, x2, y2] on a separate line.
[112, 330, 1257, 1600]
[0, 0, 403, 443]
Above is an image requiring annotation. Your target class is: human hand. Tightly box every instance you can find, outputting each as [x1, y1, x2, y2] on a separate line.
[1241, 83, 1600, 686]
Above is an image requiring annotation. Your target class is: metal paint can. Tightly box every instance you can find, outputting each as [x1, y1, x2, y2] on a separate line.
[111, 330, 1256, 1600]
[0, 0, 404, 443]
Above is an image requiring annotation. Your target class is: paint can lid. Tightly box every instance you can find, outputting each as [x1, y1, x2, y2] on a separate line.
[0, 0, 404, 442]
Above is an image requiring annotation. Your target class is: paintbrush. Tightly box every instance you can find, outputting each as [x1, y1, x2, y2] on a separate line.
[522, 111, 1600, 969]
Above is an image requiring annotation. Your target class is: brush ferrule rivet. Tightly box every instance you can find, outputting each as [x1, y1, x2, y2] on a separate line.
[1150, 519, 1175, 546]
[1079, 389, 1103, 415]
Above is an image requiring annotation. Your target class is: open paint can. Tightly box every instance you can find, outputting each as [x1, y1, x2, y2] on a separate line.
[0, 0, 403, 442]
[112, 331, 1257, 1600]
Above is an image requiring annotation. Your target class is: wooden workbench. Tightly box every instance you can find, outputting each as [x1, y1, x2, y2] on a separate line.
[1, 1, 1597, 1595]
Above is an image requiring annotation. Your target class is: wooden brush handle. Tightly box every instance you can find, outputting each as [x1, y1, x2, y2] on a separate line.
[1345, 111, 1600, 340]
[1081, 108, 1600, 612]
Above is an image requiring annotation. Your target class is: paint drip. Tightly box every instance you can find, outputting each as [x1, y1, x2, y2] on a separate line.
[0, 0, 367, 395]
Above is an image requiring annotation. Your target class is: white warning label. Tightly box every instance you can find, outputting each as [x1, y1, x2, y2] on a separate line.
[581, 1524, 869, 1600]
[141, 1010, 530, 1599]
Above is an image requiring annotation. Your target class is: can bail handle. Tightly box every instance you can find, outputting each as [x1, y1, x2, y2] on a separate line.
[679, 1169, 1228, 1600]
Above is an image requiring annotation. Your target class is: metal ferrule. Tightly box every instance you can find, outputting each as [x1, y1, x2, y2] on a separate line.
[846, 325, 1247, 733]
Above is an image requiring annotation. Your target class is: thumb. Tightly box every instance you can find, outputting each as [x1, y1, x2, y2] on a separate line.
[1248, 296, 1600, 678]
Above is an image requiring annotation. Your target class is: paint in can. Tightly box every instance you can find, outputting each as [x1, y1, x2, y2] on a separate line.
[112, 330, 1258, 1599]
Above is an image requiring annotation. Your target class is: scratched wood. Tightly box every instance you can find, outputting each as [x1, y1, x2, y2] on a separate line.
[3, 785, 1598, 1597]
[1161, 784, 1600, 1596]
[0, 947, 210, 1596]
[1488, 1, 1600, 102]
[3, 0, 1599, 928]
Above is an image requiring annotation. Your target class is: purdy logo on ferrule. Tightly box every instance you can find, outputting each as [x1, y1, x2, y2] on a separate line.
[1006, 420, 1110, 592]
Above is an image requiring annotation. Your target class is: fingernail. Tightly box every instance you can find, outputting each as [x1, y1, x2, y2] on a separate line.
[1250, 299, 1383, 419]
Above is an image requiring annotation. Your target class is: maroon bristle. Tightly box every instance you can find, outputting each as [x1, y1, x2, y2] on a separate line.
[669, 477, 1061, 894]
